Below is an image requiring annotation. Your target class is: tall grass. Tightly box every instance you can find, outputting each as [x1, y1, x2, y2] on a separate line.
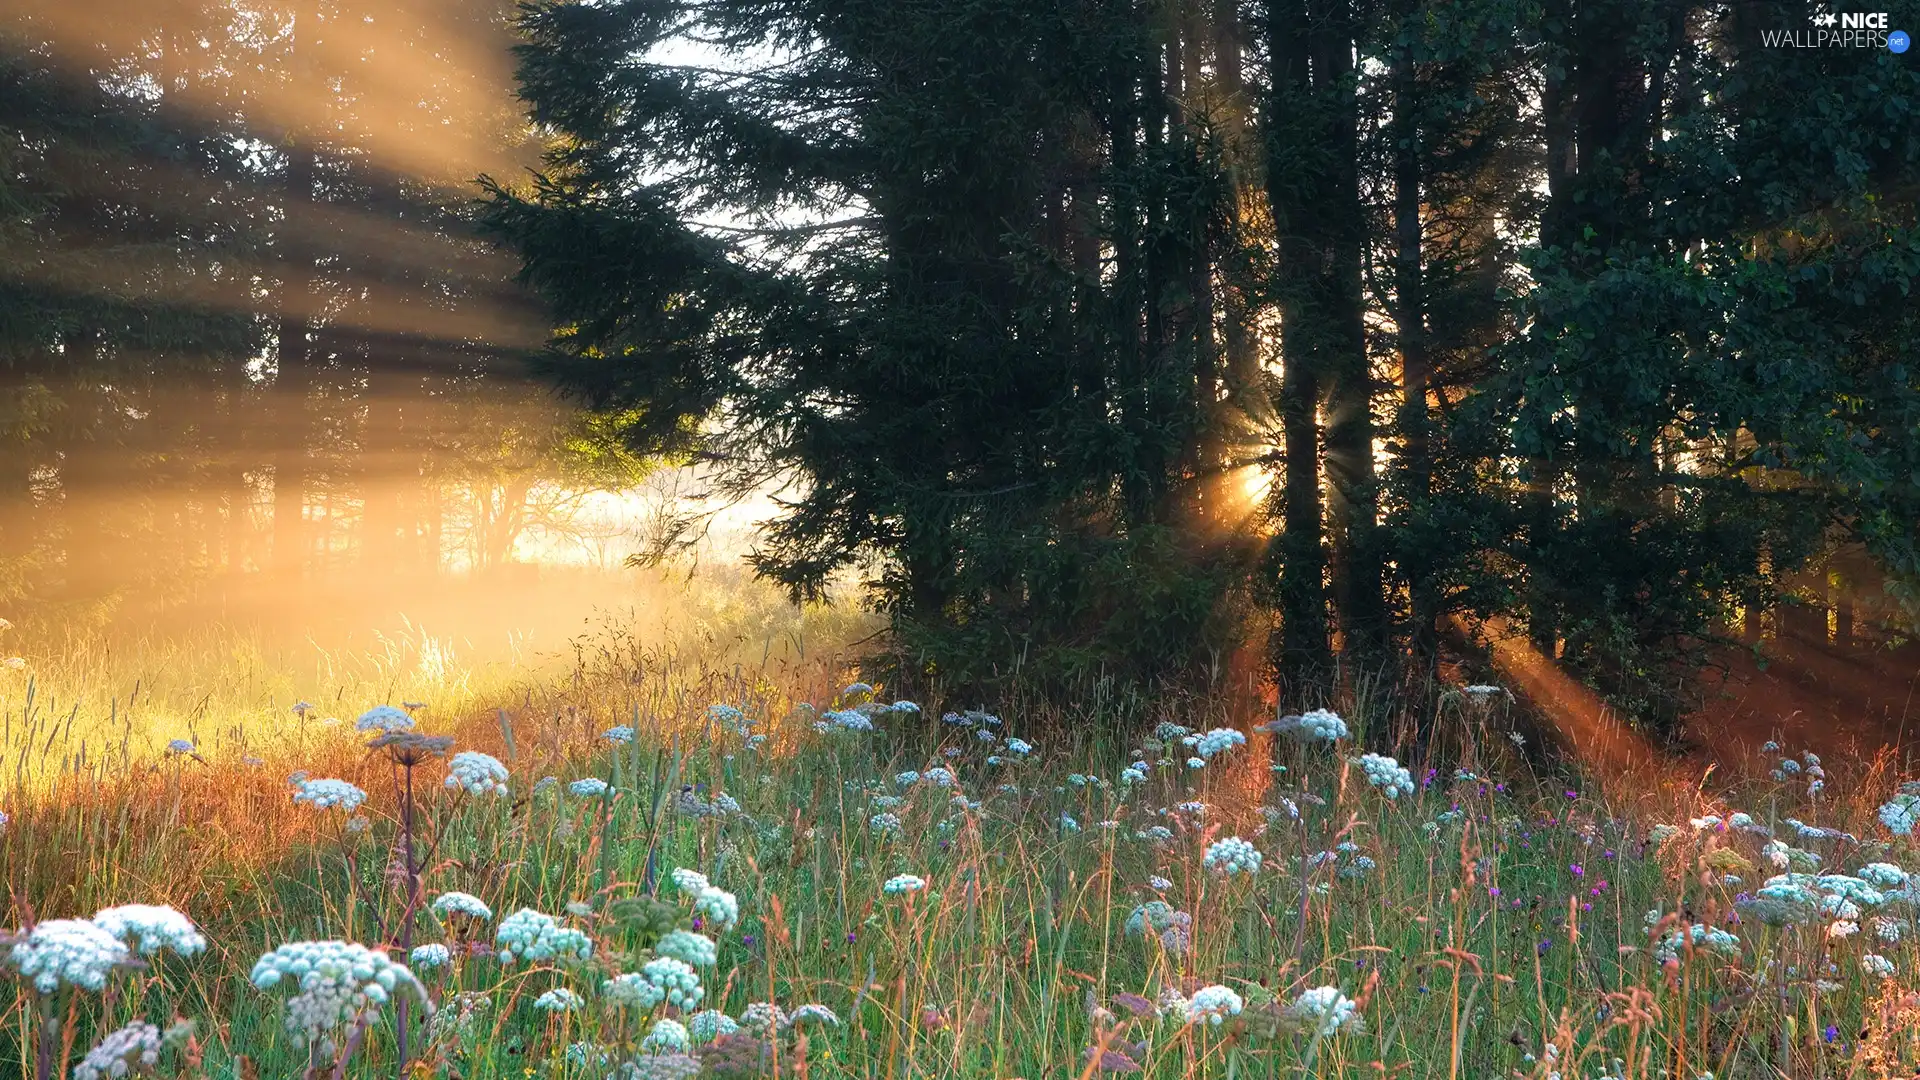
[2, 630, 1916, 1078]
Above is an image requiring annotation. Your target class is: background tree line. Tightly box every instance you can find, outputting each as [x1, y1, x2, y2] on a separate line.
[486, 0, 1920, 735]
[4, 0, 1915, 741]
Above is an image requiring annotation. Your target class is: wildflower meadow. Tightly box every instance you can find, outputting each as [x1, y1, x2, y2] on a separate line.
[7, 641, 1920, 1080]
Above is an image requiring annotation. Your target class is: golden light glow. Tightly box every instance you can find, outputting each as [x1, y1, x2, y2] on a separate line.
[1235, 463, 1273, 506]
[3, 0, 531, 185]
[1463, 615, 1666, 789]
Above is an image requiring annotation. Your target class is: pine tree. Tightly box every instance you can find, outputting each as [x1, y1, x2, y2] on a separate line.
[485, 0, 1261, 691]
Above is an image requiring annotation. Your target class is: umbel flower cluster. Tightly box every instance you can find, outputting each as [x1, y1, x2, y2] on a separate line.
[1260, 707, 1349, 744]
[8, 903, 205, 994]
[495, 908, 594, 965]
[1187, 728, 1246, 759]
[431, 891, 494, 922]
[639, 956, 704, 1009]
[656, 929, 718, 967]
[671, 869, 741, 928]
[1357, 753, 1415, 800]
[249, 940, 427, 1050]
[1283, 986, 1363, 1036]
[1203, 836, 1262, 876]
[9, 919, 131, 993]
[73, 1021, 162, 1080]
[1185, 985, 1244, 1025]
[91, 904, 208, 958]
[883, 873, 927, 896]
[444, 751, 510, 797]
[354, 705, 413, 733]
[293, 778, 368, 812]
[1652, 923, 1740, 963]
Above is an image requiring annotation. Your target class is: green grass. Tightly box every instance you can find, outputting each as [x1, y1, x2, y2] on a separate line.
[2, 655, 1916, 1079]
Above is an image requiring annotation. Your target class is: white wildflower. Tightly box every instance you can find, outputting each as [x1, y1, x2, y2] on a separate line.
[1191, 728, 1246, 759]
[444, 752, 510, 797]
[693, 887, 738, 928]
[1357, 754, 1415, 800]
[655, 930, 717, 968]
[90, 905, 205, 958]
[738, 1003, 787, 1036]
[354, 706, 413, 734]
[639, 956, 703, 1009]
[9, 919, 129, 993]
[643, 1018, 692, 1052]
[790, 1003, 839, 1028]
[410, 944, 451, 970]
[431, 892, 493, 922]
[883, 874, 927, 896]
[687, 1009, 738, 1043]
[73, 1022, 161, 1080]
[1203, 836, 1263, 876]
[1281, 986, 1361, 1037]
[249, 940, 426, 1048]
[1652, 924, 1740, 963]
[293, 779, 367, 812]
[1184, 984, 1244, 1026]
[493, 909, 593, 965]
[1883, 795, 1920, 836]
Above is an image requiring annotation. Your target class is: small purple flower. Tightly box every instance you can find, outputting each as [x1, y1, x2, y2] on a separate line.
[691, 916, 704, 930]
[1564, 789, 1578, 800]
[1488, 886, 1501, 897]
[1570, 864, 1584, 877]
[1581, 902, 1592, 912]
[1537, 938, 1553, 955]
[742, 934, 756, 948]
[1824, 1024, 1839, 1044]
[846, 931, 858, 944]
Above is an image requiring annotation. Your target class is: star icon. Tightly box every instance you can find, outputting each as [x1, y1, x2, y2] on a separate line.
[1812, 12, 1838, 26]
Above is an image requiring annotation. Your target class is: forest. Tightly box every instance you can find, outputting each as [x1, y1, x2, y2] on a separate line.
[10, 0, 1917, 733]
[2, 3, 1920, 1077]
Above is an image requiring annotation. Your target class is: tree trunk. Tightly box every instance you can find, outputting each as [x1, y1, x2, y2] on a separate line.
[1265, 0, 1331, 692]
[1391, 3, 1435, 671]
[1314, 0, 1384, 662]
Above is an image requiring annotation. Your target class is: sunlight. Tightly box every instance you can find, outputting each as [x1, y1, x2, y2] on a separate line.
[1236, 463, 1273, 506]
[1462, 615, 1665, 787]
[4, 0, 530, 185]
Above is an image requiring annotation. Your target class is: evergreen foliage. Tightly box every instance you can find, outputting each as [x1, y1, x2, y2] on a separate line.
[489, 0, 1920, 732]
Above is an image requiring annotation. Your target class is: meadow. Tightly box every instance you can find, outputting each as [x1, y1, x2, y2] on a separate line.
[5, 621, 1920, 1080]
